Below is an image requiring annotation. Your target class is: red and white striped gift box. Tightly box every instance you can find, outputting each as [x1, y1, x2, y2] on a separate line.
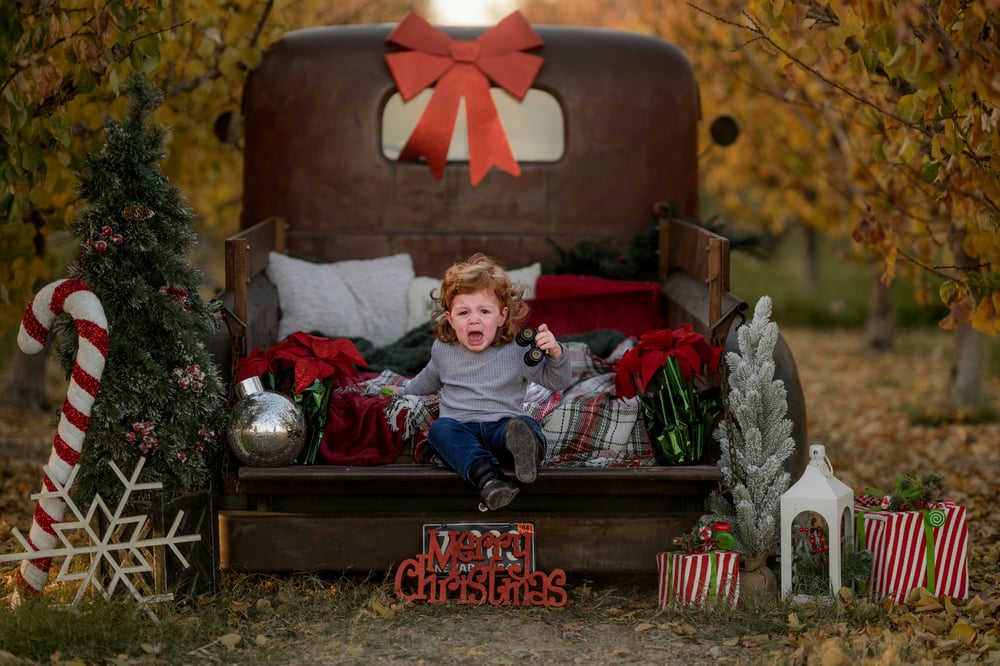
[656, 551, 740, 609]
[863, 502, 968, 604]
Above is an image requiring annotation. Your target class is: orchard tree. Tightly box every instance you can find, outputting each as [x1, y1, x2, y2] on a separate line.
[517, 0, 998, 409]
[727, 0, 999, 408]
[1, 0, 425, 408]
[518, 1, 870, 295]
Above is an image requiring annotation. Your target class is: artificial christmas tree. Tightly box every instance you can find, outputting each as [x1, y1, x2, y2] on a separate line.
[703, 295, 796, 597]
[51, 72, 226, 504]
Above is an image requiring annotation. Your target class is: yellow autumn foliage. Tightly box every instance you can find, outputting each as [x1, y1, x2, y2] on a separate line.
[519, 0, 999, 336]
[5, 1, 996, 337]
[0, 0, 426, 333]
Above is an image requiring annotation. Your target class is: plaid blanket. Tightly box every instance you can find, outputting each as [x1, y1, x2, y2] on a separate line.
[359, 340, 656, 468]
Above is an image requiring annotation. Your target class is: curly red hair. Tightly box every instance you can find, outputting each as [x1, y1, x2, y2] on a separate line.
[430, 253, 529, 345]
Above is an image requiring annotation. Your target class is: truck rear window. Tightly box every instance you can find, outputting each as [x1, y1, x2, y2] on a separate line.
[381, 88, 565, 163]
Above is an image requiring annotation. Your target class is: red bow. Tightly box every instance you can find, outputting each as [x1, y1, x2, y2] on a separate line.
[385, 11, 544, 185]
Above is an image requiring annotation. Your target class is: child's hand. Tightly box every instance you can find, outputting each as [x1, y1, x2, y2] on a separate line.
[534, 323, 562, 359]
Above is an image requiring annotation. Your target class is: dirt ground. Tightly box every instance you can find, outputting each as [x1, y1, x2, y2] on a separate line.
[2, 327, 999, 665]
[270, 579, 759, 665]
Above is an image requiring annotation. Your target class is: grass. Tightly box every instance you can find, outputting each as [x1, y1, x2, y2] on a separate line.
[730, 231, 946, 330]
[730, 230, 1000, 377]
[648, 578, 893, 665]
[0, 567, 898, 664]
[0, 571, 396, 664]
[1, 592, 158, 661]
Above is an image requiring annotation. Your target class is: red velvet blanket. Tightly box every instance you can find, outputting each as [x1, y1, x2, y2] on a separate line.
[318, 391, 404, 465]
[524, 274, 664, 338]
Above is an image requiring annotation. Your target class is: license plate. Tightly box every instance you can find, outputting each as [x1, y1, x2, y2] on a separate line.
[422, 522, 535, 575]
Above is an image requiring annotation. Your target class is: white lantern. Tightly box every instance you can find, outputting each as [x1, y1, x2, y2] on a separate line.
[780, 443, 854, 600]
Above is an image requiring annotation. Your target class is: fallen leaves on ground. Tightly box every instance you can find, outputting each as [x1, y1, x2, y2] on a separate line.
[0, 327, 998, 665]
[760, 328, 1000, 665]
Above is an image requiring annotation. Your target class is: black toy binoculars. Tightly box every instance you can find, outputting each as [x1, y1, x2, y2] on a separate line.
[515, 327, 546, 366]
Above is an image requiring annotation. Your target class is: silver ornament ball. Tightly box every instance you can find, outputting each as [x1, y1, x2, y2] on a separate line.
[227, 376, 306, 467]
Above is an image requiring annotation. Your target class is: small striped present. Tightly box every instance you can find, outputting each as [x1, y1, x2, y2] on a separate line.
[657, 551, 740, 609]
[862, 502, 968, 604]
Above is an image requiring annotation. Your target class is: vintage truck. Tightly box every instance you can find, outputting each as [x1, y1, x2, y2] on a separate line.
[215, 15, 807, 575]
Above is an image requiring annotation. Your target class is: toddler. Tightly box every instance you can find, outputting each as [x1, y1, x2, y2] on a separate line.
[392, 253, 571, 510]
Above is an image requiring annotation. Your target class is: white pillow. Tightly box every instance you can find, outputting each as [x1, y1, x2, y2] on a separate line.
[405, 262, 542, 332]
[509, 263, 543, 300]
[266, 251, 415, 348]
[329, 253, 414, 347]
[406, 276, 442, 332]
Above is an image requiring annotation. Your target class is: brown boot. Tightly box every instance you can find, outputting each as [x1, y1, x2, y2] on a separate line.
[506, 418, 541, 484]
[469, 459, 519, 510]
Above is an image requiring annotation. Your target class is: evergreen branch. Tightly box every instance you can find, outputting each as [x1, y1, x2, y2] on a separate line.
[704, 296, 794, 559]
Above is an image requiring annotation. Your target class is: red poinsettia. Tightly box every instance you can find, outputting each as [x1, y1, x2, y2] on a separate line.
[613, 323, 723, 399]
[236, 331, 366, 395]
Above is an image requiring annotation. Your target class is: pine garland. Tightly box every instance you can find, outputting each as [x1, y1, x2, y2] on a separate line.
[703, 296, 796, 560]
[53, 73, 226, 503]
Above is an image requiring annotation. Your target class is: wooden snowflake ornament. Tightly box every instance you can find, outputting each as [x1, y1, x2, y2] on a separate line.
[1, 457, 202, 622]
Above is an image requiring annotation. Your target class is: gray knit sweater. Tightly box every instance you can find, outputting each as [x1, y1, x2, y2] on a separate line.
[399, 339, 573, 423]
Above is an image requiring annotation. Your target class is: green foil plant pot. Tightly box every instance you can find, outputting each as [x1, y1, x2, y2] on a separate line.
[638, 358, 722, 466]
[640, 392, 702, 465]
[289, 378, 333, 466]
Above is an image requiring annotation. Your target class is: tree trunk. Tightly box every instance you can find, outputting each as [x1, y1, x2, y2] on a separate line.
[863, 267, 895, 351]
[2, 262, 52, 411]
[0, 337, 52, 411]
[950, 322, 985, 409]
[801, 224, 820, 288]
[948, 227, 986, 410]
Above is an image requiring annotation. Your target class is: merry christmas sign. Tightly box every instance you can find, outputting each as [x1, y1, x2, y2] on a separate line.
[395, 523, 565, 606]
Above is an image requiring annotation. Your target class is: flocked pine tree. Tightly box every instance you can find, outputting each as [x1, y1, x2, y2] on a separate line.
[51, 72, 226, 503]
[703, 296, 795, 588]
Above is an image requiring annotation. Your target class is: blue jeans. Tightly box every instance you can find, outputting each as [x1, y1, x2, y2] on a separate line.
[428, 416, 546, 484]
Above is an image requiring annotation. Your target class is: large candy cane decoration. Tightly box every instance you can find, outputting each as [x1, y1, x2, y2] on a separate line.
[14, 278, 108, 597]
